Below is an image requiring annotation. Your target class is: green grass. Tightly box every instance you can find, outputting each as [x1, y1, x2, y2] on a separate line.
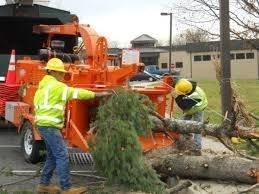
[172, 79, 259, 124]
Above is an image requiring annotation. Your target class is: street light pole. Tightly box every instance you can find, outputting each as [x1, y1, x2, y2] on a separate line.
[161, 12, 172, 74]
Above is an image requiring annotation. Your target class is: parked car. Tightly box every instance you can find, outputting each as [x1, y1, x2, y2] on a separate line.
[129, 72, 159, 82]
[145, 65, 180, 76]
[130, 65, 181, 82]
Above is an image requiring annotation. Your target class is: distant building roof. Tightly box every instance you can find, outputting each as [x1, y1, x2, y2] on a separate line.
[158, 44, 187, 52]
[138, 47, 167, 53]
[108, 48, 122, 54]
[186, 39, 259, 53]
[108, 48, 122, 55]
[110, 39, 259, 56]
[161, 39, 259, 53]
[131, 34, 157, 44]
[108, 47, 167, 55]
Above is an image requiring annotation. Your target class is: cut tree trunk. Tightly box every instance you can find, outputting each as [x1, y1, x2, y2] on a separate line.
[150, 115, 259, 139]
[152, 154, 259, 184]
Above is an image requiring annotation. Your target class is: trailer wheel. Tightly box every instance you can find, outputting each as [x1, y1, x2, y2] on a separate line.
[21, 121, 44, 164]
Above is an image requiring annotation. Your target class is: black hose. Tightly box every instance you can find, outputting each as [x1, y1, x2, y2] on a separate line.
[39, 49, 79, 63]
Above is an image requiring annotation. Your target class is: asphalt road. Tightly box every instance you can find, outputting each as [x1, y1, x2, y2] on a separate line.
[0, 125, 98, 193]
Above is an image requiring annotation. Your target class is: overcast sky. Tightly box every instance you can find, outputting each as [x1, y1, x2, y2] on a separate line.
[0, 0, 178, 47]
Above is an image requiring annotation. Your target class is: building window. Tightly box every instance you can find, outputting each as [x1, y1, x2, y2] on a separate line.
[161, 63, 168, 69]
[203, 55, 211, 61]
[142, 57, 157, 66]
[194, 55, 202, 61]
[230, 54, 235, 60]
[236, 53, 245, 59]
[175, 62, 183, 68]
[246, 52, 254, 59]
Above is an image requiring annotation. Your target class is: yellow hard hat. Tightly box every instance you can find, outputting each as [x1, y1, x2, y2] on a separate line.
[175, 79, 193, 95]
[45, 58, 67, 73]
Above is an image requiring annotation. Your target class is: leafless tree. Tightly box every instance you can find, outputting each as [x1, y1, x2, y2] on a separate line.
[108, 40, 119, 48]
[172, 0, 259, 41]
[173, 28, 210, 45]
[156, 39, 168, 46]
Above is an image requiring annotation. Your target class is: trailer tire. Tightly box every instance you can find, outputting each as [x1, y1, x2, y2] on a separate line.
[21, 121, 44, 164]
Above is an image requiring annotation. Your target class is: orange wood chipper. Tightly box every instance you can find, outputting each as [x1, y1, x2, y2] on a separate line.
[1, 21, 178, 164]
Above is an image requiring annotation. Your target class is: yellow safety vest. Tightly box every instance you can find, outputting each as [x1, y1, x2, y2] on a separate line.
[34, 75, 95, 128]
[184, 86, 208, 115]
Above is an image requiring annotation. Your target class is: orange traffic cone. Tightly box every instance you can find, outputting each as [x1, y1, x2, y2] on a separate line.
[5, 49, 16, 85]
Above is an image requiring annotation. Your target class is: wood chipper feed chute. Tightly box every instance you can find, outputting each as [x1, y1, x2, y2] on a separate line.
[2, 21, 177, 164]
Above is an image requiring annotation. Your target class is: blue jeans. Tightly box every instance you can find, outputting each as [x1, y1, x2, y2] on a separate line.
[38, 126, 71, 190]
[182, 111, 204, 149]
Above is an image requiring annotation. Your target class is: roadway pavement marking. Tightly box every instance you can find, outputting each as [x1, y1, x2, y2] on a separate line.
[0, 145, 75, 148]
[0, 145, 20, 148]
[8, 170, 96, 175]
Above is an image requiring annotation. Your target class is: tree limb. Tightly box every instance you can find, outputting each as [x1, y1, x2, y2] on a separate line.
[238, 183, 259, 194]
[166, 180, 192, 194]
[249, 112, 259, 121]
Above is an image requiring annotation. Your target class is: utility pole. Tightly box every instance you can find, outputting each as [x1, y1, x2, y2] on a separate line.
[169, 12, 172, 74]
[219, 0, 233, 121]
[161, 12, 172, 73]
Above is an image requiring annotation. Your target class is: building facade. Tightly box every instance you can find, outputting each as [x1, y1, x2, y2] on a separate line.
[159, 40, 259, 79]
[130, 34, 167, 66]
[108, 35, 259, 80]
[108, 34, 167, 67]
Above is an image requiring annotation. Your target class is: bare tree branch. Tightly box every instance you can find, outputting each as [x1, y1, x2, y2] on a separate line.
[173, 0, 259, 40]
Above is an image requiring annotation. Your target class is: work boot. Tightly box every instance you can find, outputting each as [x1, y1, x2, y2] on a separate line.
[61, 187, 87, 194]
[36, 184, 61, 194]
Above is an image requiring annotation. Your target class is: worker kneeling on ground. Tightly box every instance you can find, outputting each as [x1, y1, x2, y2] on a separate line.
[174, 79, 208, 155]
[34, 58, 110, 194]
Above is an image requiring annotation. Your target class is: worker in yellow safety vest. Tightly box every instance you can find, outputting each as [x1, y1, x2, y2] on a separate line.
[174, 78, 208, 155]
[34, 58, 109, 194]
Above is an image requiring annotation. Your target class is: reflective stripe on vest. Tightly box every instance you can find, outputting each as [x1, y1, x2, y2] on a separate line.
[44, 85, 52, 105]
[73, 89, 78, 99]
[62, 87, 68, 101]
[35, 115, 62, 123]
[35, 104, 64, 111]
[35, 84, 64, 111]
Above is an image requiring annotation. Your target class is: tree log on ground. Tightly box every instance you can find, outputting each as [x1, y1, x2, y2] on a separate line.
[151, 155, 259, 184]
[149, 113, 259, 184]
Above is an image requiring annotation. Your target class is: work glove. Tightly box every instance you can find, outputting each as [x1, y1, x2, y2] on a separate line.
[95, 92, 112, 98]
[231, 137, 246, 144]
